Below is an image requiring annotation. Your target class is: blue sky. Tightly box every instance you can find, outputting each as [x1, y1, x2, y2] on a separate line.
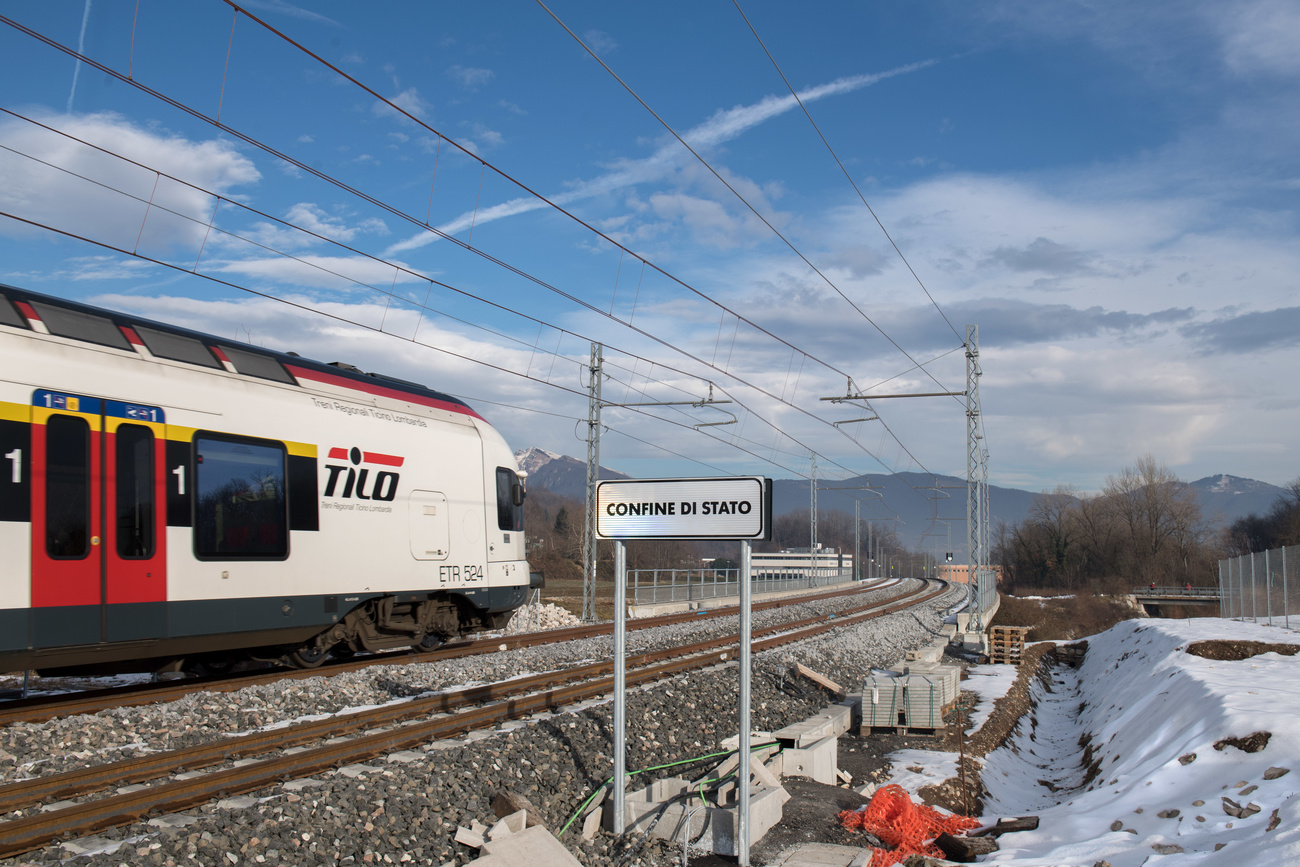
[2, 0, 1299, 513]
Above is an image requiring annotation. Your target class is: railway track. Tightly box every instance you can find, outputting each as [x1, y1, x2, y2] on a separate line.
[0, 579, 900, 727]
[0, 578, 946, 858]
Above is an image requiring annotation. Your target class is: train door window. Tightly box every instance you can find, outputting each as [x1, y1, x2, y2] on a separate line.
[495, 467, 524, 531]
[193, 434, 288, 559]
[115, 424, 155, 559]
[46, 414, 90, 558]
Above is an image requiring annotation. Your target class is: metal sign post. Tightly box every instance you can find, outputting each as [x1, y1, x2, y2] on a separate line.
[596, 477, 770, 864]
[738, 538, 752, 865]
[613, 539, 627, 831]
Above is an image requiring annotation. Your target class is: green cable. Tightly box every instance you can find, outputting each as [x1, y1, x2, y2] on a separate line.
[558, 741, 781, 836]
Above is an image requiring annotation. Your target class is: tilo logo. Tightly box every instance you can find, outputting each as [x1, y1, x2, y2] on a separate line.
[324, 447, 403, 501]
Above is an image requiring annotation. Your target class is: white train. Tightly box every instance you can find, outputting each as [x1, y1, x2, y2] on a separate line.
[0, 285, 535, 674]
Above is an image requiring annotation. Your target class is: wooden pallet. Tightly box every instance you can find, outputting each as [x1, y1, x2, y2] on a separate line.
[988, 626, 1029, 664]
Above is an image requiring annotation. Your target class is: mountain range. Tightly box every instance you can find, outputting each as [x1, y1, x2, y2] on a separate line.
[514, 449, 1287, 550]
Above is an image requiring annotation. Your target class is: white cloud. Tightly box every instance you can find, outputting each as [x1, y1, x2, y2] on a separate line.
[447, 65, 495, 91]
[0, 111, 259, 256]
[1219, 0, 1300, 77]
[372, 87, 432, 122]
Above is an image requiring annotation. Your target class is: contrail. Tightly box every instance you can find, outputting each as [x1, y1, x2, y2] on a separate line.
[384, 59, 937, 256]
[67, 0, 93, 114]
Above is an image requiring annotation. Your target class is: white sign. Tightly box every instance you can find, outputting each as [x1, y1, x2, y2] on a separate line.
[595, 477, 770, 540]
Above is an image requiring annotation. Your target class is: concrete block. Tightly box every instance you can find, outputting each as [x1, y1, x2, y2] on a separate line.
[783, 734, 838, 785]
[486, 809, 527, 840]
[472, 826, 582, 866]
[605, 776, 787, 857]
[581, 808, 602, 841]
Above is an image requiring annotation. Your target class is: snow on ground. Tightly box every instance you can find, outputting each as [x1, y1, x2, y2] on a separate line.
[964, 617, 1300, 865]
[962, 663, 1019, 731]
[885, 749, 963, 792]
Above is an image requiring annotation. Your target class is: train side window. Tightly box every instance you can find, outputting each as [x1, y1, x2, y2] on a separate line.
[29, 301, 131, 350]
[495, 467, 524, 532]
[46, 415, 90, 559]
[134, 326, 222, 368]
[115, 424, 155, 559]
[216, 345, 297, 384]
[193, 434, 288, 560]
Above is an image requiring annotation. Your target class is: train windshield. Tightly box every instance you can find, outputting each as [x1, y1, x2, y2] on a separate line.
[495, 467, 524, 532]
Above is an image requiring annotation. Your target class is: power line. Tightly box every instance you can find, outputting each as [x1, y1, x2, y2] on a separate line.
[0, 9, 951, 502]
[536, 0, 965, 404]
[730, 0, 964, 347]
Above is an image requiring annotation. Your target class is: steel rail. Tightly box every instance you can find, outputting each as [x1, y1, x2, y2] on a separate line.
[0, 580, 892, 726]
[0, 580, 922, 814]
[0, 579, 946, 857]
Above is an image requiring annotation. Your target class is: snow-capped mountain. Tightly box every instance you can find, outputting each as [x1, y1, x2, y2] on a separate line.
[512, 448, 630, 501]
[1189, 474, 1289, 526]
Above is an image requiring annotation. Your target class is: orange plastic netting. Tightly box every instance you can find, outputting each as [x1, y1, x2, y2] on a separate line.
[838, 784, 981, 867]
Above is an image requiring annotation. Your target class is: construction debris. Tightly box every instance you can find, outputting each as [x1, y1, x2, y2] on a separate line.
[935, 830, 1000, 862]
[971, 815, 1039, 837]
[491, 790, 543, 827]
[792, 662, 846, 698]
[457, 806, 582, 867]
[839, 784, 981, 867]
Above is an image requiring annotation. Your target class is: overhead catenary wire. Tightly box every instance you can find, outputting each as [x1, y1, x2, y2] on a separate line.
[1, 106, 862, 483]
[0, 101, 936, 498]
[730, 0, 965, 348]
[535, 0, 965, 404]
[0, 8, 954, 504]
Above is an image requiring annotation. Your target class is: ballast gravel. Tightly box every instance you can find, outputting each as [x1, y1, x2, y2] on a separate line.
[0, 580, 964, 867]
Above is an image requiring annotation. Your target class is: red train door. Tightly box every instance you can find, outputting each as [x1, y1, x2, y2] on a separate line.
[30, 390, 167, 648]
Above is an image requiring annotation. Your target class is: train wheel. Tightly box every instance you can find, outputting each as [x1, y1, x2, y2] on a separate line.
[289, 645, 329, 668]
[414, 632, 444, 652]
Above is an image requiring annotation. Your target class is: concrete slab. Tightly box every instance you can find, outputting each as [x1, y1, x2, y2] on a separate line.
[471, 825, 582, 866]
[773, 842, 870, 866]
[774, 705, 852, 747]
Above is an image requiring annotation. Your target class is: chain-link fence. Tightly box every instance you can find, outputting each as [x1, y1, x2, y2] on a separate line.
[1218, 546, 1299, 627]
[627, 567, 854, 605]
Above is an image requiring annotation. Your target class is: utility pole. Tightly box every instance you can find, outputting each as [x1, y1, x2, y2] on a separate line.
[582, 343, 603, 622]
[854, 500, 860, 581]
[810, 453, 818, 577]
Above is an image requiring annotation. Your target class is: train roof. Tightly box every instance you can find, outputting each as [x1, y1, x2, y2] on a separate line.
[0, 284, 483, 421]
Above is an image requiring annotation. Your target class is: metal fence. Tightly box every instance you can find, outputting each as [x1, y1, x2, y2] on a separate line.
[627, 567, 854, 606]
[974, 566, 997, 618]
[1218, 546, 1299, 627]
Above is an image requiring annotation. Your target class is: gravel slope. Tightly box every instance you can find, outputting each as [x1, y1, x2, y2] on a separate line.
[0, 579, 963, 867]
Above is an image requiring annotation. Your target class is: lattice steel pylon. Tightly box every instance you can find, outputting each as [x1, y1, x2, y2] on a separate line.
[582, 343, 603, 622]
[965, 325, 989, 632]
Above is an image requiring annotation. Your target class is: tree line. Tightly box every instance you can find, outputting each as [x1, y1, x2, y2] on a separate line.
[992, 454, 1300, 594]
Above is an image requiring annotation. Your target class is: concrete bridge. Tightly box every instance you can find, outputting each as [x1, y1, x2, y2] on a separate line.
[1132, 585, 1220, 616]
